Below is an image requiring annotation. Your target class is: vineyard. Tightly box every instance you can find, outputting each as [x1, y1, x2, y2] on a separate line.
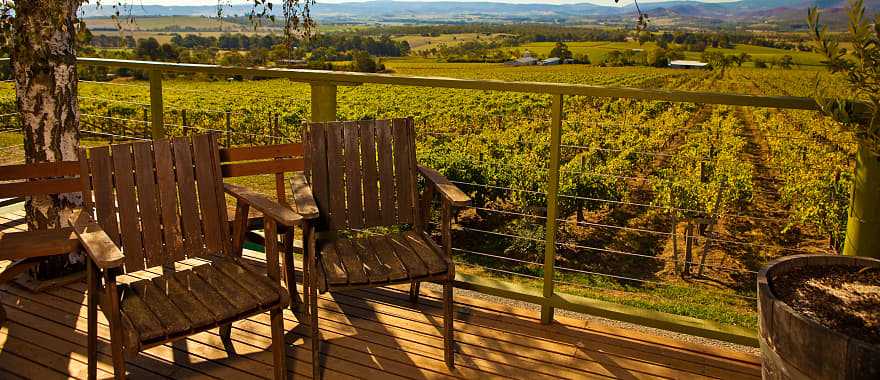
[0, 62, 856, 331]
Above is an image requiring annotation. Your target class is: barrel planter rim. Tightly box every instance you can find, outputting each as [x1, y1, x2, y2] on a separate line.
[758, 253, 880, 380]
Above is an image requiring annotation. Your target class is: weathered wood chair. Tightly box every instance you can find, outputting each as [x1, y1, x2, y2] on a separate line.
[0, 161, 82, 323]
[74, 133, 301, 380]
[292, 118, 470, 378]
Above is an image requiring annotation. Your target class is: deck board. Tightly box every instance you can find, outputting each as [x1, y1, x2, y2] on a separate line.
[0, 210, 760, 379]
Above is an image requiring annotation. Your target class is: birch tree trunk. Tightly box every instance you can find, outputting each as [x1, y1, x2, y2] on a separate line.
[12, 0, 83, 279]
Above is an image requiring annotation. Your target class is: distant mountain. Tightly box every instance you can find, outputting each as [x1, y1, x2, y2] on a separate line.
[80, 0, 879, 29]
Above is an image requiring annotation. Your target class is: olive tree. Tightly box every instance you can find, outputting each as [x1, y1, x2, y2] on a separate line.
[809, 0, 880, 257]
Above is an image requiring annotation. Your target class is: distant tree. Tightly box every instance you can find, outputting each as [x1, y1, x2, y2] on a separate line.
[702, 51, 734, 75]
[732, 52, 751, 67]
[549, 42, 573, 59]
[574, 53, 591, 64]
[136, 38, 163, 60]
[351, 50, 383, 72]
[778, 55, 794, 69]
[647, 48, 670, 67]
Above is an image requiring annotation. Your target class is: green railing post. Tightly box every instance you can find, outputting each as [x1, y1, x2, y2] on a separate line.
[310, 82, 337, 122]
[541, 93, 564, 325]
[148, 70, 165, 138]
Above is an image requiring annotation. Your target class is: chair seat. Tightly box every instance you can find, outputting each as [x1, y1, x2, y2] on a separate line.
[316, 231, 450, 292]
[117, 258, 289, 345]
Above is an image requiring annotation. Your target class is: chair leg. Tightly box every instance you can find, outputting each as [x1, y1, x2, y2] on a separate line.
[220, 323, 236, 357]
[270, 308, 287, 380]
[310, 278, 321, 380]
[87, 261, 98, 380]
[443, 282, 454, 369]
[282, 230, 302, 316]
[109, 330, 126, 380]
[409, 281, 421, 303]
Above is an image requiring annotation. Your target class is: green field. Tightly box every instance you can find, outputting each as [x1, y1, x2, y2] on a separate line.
[510, 41, 828, 67]
[0, 62, 853, 330]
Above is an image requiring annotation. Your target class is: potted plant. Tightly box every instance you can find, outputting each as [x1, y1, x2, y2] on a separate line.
[758, 254, 879, 379]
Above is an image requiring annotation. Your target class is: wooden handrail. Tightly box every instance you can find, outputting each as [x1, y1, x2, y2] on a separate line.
[69, 57, 830, 111]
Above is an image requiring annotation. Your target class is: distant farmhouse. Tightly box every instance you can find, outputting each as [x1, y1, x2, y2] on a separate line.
[506, 52, 573, 67]
[669, 60, 709, 69]
[505, 51, 539, 66]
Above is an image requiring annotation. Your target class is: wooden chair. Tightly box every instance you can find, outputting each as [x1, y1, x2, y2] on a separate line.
[75, 133, 301, 380]
[0, 161, 82, 323]
[292, 118, 470, 379]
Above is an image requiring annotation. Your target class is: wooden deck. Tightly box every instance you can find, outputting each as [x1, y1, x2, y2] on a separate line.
[0, 208, 761, 379]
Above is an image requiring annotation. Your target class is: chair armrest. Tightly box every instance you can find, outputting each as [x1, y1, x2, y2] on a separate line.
[70, 210, 125, 270]
[417, 166, 471, 207]
[289, 173, 320, 220]
[223, 183, 302, 227]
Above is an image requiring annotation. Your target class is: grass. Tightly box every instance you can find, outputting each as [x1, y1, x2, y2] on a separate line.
[392, 33, 511, 52]
[456, 262, 758, 329]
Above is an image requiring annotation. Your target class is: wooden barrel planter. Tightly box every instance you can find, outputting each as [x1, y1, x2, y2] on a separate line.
[758, 254, 880, 380]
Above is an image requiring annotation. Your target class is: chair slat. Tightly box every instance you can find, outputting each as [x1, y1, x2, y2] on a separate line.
[192, 262, 259, 312]
[405, 119, 423, 230]
[111, 143, 146, 272]
[367, 235, 409, 282]
[172, 269, 237, 321]
[153, 139, 184, 263]
[130, 279, 190, 337]
[220, 158, 304, 178]
[132, 141, 165, 267]
[375, 120, 397, 225]
[0, 161, 80, 181]
[218, 143, 303, 162]
[320, 243, 348, 286]
[400, 231, 447, 275]
[392, 119, 414, 224]
[343, 122, 364, 229]
[191, 134, 223, 254]
[89, 147, 120, 246]
[359, 120, 381, 227]
[386, 234, 428, 278]
[333, 239, 368, 285]
[349, 237, 390, 283]
[171, 138, 205, 257]
[325, 122, 348, 229]
[151, 275, 215, 327]
[0, 178, 81, 198]
[208, 134, 231, 255]
[309, 125, 330, 229]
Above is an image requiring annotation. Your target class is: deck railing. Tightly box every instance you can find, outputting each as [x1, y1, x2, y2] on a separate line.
[2, 57, 864, 347]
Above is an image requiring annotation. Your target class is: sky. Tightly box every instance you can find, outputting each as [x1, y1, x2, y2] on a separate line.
[130, 0, 739, 5]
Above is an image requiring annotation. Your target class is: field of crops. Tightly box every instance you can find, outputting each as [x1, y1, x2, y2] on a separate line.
[0, 62, 855, 330]
[500, 41, 829, 67]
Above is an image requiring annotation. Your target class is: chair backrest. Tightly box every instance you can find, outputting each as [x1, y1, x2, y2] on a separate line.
[218, 141, 305, 206]
[304, 118, 420, 231]
[79, 134, 229, 273]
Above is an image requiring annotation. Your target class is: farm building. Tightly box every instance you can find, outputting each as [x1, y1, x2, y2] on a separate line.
[505, 51, 539, 66]
[669, 60, 709, 69]
[539, 57, 561, 65]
